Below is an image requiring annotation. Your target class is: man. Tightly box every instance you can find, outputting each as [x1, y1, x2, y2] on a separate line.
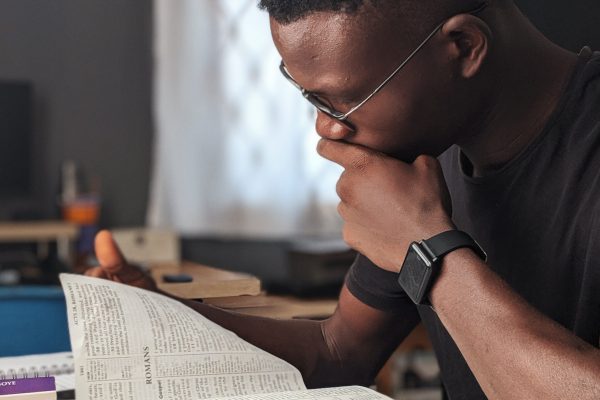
[87, 0, 600, 398]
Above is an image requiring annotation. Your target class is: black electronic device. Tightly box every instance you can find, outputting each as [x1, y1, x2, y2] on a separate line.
[398, 230, 487, 305]
[0, 80, 36, 219]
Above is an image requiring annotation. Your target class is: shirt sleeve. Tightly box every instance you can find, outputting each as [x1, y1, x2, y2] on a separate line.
[345, 253, 418, 314]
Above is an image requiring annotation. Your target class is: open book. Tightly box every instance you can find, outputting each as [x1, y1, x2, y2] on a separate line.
[59, 274, 391, 400]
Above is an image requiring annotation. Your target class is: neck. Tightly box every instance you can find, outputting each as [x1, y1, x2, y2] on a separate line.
[459, 5, 579, 177]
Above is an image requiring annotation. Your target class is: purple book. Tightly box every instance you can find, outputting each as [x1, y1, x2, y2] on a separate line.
[0, 377, 55, 396]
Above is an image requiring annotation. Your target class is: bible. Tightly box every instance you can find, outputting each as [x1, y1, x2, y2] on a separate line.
[59, 274, 391, 400]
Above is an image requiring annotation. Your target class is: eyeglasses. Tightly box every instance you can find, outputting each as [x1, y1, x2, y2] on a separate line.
[280, 2, 488, 131]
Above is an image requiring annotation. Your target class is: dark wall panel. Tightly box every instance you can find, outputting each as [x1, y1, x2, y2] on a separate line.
[0, 0, 153, 226]
[517, 0, 600, 51]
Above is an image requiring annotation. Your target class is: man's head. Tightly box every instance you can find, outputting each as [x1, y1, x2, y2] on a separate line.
[260, 0, 507, 161]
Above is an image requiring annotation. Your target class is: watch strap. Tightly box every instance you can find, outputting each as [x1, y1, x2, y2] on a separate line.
[398, 230, 486, 305]
[423, 230, 487, 262]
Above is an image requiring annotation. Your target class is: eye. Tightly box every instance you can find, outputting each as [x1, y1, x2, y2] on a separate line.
[337, 98, 358, 107]
[312, 94, 336, 108]
[312, 92, 360, 112]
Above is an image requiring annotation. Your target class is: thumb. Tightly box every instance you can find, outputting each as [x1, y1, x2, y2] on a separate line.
[94, 230, 127, 275]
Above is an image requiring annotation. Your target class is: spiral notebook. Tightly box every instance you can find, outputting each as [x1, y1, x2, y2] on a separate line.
[0, 352, 74, 392]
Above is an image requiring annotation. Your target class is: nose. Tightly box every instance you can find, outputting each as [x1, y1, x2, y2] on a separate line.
[315, 111, 355, 140]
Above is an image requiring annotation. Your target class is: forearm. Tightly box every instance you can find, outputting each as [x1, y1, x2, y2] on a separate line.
[159, 282, 414, 388]
[184, 299, 336, 387]
[165, 294, 379, 388]
[431, 249, 600, 399]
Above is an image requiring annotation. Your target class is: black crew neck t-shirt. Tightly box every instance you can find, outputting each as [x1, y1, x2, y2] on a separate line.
[345, 48, 600, 399]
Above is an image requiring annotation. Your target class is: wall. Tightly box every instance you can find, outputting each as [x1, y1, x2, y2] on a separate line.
[0, 0, 153, 227]
[517, 0, 600, 51]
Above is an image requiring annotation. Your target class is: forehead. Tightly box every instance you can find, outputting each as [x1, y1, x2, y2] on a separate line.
[271, 8, 408, 94]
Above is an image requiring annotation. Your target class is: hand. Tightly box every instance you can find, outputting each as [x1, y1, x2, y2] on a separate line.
[317, 139, 455, 273]
[85, 230, 158, 292]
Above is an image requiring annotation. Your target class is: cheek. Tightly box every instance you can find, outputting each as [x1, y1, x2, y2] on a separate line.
[350, 90, 433, 159]
[352, 72, 459, 159]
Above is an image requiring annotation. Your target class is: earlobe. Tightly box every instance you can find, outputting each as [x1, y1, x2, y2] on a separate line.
[442, 14, 492, 79]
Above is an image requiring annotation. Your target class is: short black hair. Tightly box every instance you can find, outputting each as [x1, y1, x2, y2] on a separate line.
[257, 0, 366, 24]
[257, 0, 493, 26]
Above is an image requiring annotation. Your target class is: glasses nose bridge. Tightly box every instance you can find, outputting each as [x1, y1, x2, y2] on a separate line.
[300, 88, 312, 99]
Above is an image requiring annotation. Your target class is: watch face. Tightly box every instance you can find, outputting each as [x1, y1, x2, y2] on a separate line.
[399, 246, 432, 304]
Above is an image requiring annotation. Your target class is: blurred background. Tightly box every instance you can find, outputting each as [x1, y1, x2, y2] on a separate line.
[0, 0, 598, 396]
[0, 0, 598, 286]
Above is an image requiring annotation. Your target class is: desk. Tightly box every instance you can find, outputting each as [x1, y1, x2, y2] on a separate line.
[151, 262, 336, 319]
[150, 261, 262, 299]
[0, 221, 78, 264]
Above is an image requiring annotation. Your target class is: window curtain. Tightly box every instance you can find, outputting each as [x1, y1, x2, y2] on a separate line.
[148, 0, 343, 238]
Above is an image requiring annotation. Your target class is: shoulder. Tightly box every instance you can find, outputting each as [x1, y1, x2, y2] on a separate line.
[564, 49, 600, 129]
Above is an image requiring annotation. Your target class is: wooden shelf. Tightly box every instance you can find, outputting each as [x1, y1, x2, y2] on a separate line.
[0, 221, 78, 242]
[0, 221, 79, 264]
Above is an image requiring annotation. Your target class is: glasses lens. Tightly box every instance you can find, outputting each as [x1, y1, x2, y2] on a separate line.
[280, 61, 355, 131]
[305, 94, 335, 115]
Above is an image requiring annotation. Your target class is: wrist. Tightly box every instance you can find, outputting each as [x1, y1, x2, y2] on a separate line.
[420, 218, 456, 239]
[429, 247, 484, 308]
[398, 230, 486, 305]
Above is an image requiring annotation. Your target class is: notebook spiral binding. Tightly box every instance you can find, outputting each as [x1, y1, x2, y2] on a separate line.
[0, 363, 74, 380]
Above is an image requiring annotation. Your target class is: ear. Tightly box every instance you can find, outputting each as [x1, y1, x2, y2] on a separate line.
[440, 13, 492, 79]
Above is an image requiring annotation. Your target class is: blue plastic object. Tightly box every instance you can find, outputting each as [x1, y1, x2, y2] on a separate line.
[0, 286, 71, 357]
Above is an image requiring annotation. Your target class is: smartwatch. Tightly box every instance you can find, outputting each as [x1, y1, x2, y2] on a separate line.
[398, 230, 486, 305]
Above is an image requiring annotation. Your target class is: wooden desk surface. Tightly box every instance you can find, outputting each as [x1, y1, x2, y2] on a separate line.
[0, 221, 78, 242]
[151, 262, 262, 299]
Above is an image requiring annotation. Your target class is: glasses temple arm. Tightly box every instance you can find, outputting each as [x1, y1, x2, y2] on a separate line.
[342, 20, 445, 119]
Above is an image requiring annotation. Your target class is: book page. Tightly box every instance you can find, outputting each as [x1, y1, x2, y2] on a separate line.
[60, 274, 305, 400]
[212, 386, 391, 400]
[0, 352, 75, 391]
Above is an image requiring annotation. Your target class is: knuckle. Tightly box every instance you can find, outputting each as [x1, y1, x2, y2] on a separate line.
[316, 138, 328, 154]
[337, 182, 356, 206]
[336, 201, 347, 219]
[342, 225, 354, 245]
[415, 154, 436, 169]
[336, 177, 350, 200]
[336, 171, 356, 203]
[350, 152, 372, 171]
[342, 225, 362, 251]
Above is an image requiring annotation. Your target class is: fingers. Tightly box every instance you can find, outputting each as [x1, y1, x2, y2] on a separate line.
[94, 230, 142, 283]
[317, 138, 378, 169]
[94, 230, 127, 274]
[89, 230, 157, 290]
[84, 266, 107, 279]
[413, 154, 440, 171]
